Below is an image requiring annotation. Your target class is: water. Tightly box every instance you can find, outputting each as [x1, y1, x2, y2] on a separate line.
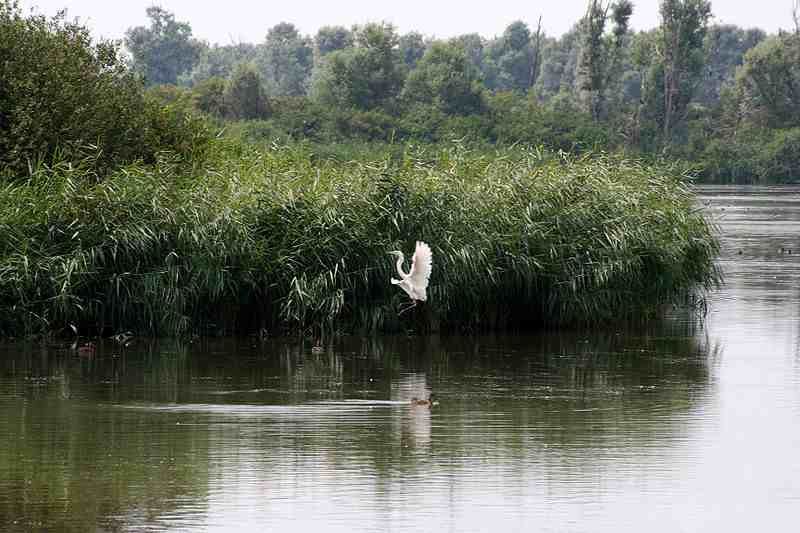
[2, 186, 800, 532]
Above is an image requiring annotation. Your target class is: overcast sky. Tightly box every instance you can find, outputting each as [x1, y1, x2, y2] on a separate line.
[18, 0, 797, 44]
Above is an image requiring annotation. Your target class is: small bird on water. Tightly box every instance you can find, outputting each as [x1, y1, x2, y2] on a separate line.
[388, 241, 433, 314]
[410, 394, 437, 407]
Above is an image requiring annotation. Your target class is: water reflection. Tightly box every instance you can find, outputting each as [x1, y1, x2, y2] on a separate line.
[1, 325, 712, 532]
[7, 186, 800, 531]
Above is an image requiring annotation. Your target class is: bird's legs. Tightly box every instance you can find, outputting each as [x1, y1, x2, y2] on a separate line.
[397, 300, 417, 316]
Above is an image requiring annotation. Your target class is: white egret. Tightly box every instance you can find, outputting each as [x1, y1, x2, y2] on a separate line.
[389, 241, 433, 314]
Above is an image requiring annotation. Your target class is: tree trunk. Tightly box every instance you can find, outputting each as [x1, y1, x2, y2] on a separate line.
[794, 0, 800, 34]
[529, 15, 543, 89]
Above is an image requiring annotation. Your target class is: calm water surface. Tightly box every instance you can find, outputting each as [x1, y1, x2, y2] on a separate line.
[2, 186, 800, 532]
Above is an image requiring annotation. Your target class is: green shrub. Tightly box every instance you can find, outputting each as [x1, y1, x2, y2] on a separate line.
[698, 138, 759, 183]
[192, 77, 228, 118]
[0, 2, 210, 180]
[224, 63, 271, 120]
[757, 128, 800, 182]
[267, 96, 333, 141]
[332, 108, 400, 141]
[488, 92, 610, 152]
[697, 127, 800, 183]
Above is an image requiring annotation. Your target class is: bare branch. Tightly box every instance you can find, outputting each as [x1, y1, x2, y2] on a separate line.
[529, 15, 543, 88]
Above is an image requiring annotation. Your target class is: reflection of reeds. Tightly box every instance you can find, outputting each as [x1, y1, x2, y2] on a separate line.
[0, 143, 719, 337]
[0, 327, 717, 515]
[0, 344, 211, 531]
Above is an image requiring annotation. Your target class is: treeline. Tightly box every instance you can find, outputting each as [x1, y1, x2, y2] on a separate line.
[125, 1, 800, 182]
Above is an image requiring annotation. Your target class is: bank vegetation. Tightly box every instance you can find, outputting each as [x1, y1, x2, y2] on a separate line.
[0, 1, 720, 338]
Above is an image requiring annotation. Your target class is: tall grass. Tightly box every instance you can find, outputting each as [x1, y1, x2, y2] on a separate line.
[0, 141, 720, 338]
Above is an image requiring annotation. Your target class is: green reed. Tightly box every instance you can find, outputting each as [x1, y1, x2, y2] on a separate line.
[0, 141, 720, 337]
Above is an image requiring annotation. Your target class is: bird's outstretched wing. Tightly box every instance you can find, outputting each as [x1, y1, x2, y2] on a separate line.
[409, 241, 433, 294]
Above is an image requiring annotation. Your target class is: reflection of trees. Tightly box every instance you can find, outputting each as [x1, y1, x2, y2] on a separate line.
[0, 344, 211, 531]
[417, 329, 714, 462]
[0, 326, 714, 529]
[288, 327, 715, 476]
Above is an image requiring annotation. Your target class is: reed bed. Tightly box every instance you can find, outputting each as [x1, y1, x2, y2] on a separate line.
[0, 142, 720, 338]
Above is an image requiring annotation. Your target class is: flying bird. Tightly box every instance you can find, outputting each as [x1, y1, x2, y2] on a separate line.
[389, 241, 433, 314]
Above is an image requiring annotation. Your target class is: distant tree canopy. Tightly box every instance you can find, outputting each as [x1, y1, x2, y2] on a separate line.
[312, 22, 405, 111]
[535, 33, 571, 97]
[576, 0, 633, 121]
[482, 20, 537, 92]
[398, 31, 427, 69]
[258, 22, 314, 96]
[315, 25, 353, 56]
[124, 2, 768, 135]
[402, 41, 485, 115]
[124, 6, 203, 85]
[115, 2, 800, 180]
[656, 0, 712, 143]
[183, 42, 257, 86]
[4, 0, 785, 182]
[733, 33, 800, 129]
[698, 24, 766, 106]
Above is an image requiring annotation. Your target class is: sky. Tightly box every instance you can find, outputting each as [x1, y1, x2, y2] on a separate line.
[18, 0, 797, 44]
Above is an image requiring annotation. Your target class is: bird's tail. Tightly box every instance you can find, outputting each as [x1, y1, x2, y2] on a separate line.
[391, 278, 401, 285]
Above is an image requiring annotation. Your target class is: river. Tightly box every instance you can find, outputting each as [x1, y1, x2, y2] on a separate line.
[1, 186, 799, 532]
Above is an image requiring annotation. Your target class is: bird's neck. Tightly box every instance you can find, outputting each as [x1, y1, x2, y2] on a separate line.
[395, 254, 407, 278]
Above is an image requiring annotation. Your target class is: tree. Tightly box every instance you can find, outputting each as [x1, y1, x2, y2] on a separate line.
[698, 25, 766, 106]
[578, 0, 633, 122]
[486, 21, 536, 92]
[183, 42, 257, 86]
[192, 76, 227, 117]
[794, 0, 799, 34]
[529, 16, 544, 89]
[577, 0, 632, 121]
[258, 22, 313, 96]
[401, 41, 485, 115]
[124, 7, 202, 85]
[225, 63, 271, 120]
[311, 22, 404, 111]
[399, 31, 427, 69]
[734, 33, 800, 129]
[504, 20, 532, 50]
[658, 0, 712, 142]
[536, 25, 582, 98]
[452, 33, 485, 72]
[314, 26, 353, 56]
[0, 1, 208, 178]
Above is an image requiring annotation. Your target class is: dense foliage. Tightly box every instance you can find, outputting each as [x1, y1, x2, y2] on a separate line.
[0, 1, 722, 338]
[0, 143, 719, 338]
[0, 1, 209, 179]
[124, 6, 203, 86]
[127, 1, 798, 182]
